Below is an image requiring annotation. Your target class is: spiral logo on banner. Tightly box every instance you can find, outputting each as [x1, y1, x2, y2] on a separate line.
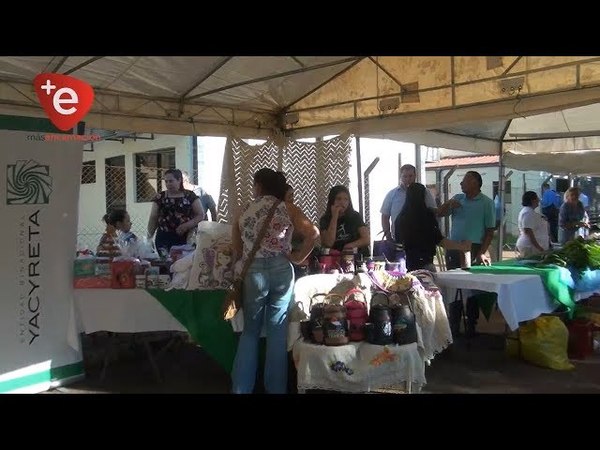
[6, 160, 53, 205]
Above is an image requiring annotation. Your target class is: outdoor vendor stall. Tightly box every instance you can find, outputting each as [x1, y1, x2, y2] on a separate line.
[287, 271, 452, 393]
[435, 239, 600, 331]
[73, 288, 236, 373]
[0, 130, 84, 393]
[72, 220, 241, 375]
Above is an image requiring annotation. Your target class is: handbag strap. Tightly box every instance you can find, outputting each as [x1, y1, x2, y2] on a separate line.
[323, 293, 345, 305]
[344, 287, 367, 304]
[238, 199, 281, 281]
[310, 293, 327, 309]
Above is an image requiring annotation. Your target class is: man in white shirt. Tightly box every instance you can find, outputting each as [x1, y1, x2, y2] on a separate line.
[380, 164, 437, 241]
[182, 171, 218, 222]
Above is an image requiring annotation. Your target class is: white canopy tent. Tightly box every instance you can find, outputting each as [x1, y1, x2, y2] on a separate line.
[6, 56, 600, 390]
[1, 56, 600, 155]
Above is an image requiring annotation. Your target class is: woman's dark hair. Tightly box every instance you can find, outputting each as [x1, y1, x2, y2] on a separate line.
[163, 169, 185, 191]
[522, 191, 538, 207]
[103, 209, 128, 226]
[321, 185, 355, 228]
[395, 183, 435, 242]
[254, 168, 287, 200]
[285, 183, 293, 192]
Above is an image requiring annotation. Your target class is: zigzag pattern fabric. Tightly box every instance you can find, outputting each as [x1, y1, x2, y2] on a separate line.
[219, 135, 352, 224]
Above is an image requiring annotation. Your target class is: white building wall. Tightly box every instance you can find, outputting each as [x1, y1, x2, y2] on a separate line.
[78, 134, 193, 249]
[425, 171, 437, 186]
[196, 136, 227, 202]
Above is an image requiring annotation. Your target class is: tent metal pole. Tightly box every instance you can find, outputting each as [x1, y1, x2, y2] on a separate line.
[497, 120, 513, 262]
[192, 136, 199, 184]
[398, 153, 402, 185]
[356, 136, 364, 217]
[443, 167, 457, 238]
[363, 157, 380, 228]
[497, 149, 505, 261]
[415, 143, 423, 183]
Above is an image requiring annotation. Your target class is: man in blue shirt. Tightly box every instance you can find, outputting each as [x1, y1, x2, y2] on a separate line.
[438, 170, 496, 337]
[579, 191, 590, 211]
[541, 183, 560, 243]
[438, 171, 496, 267]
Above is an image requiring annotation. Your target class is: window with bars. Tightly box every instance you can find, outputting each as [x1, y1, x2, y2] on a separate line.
[135, 148, 176, 202]
[81, 160, 96, 184]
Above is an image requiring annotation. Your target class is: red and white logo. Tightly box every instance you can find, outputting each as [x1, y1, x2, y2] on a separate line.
[33, 73, 94, 132]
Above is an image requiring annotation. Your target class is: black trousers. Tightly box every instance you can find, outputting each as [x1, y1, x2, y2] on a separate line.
[445, 243, 483, 334]
[405, 250, 435, 272]
[155, 229, 188, 253]
[542, 206, 559, 243]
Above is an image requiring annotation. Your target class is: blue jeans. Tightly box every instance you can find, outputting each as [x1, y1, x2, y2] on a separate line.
[231, 254, 294, 394]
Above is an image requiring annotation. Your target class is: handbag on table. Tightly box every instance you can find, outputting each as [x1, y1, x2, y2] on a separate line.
[222, 200, 281, 321]
[372, 231, 398, 261]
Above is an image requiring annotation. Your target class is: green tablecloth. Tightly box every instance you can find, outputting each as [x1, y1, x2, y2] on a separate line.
[469, 260, 576, 313]
[145, 289, 238, 373]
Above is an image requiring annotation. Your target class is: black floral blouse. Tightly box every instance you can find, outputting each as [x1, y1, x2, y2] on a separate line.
[153, 190, 199, 233]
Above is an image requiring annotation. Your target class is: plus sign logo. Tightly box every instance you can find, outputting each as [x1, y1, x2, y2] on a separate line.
[33, 73, 94, 132]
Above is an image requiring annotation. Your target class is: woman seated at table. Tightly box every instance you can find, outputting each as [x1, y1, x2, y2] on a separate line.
[559, 187, 589, 245]
[319, 185, 370, 257]
[98, 209, 139, 257]
[394, 183, 470, 271]
[516, 191, 550, 258]
[147, 169, 204, 254]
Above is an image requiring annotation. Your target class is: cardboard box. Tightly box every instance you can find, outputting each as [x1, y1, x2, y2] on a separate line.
[74, 276, 112, 289]
[95, 262, 112, 276]
[74, 258, 96, 277]
[158, 274, 171, 289]
[111, 260, 136, 289]
[146, 267, 160, 288]
[135, 275, 147, 289]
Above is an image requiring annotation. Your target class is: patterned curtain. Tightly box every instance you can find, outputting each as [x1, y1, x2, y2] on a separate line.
[218, 134, 352, 224]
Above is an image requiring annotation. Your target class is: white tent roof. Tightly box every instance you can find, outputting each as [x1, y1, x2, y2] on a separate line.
[2, 56, 600, 173]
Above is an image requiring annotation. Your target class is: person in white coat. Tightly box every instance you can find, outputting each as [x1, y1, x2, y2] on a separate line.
[516, 191, 550, 258]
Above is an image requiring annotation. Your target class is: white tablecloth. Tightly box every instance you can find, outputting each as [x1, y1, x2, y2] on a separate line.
[292, 341, 425, 393]
[73, 289, 186, 334]
[434, 270, 594, 331]
[71, 289, 188, 383]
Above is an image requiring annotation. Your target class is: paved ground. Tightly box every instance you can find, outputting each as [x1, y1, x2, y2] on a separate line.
[424, 334, 600, 394]
[45, 328, 600, 394]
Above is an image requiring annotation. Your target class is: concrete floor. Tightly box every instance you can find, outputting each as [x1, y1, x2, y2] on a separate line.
[45, 327, 600, 394]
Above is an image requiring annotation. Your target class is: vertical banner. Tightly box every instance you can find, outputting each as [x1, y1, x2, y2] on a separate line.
[0, 130, 83, 393]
